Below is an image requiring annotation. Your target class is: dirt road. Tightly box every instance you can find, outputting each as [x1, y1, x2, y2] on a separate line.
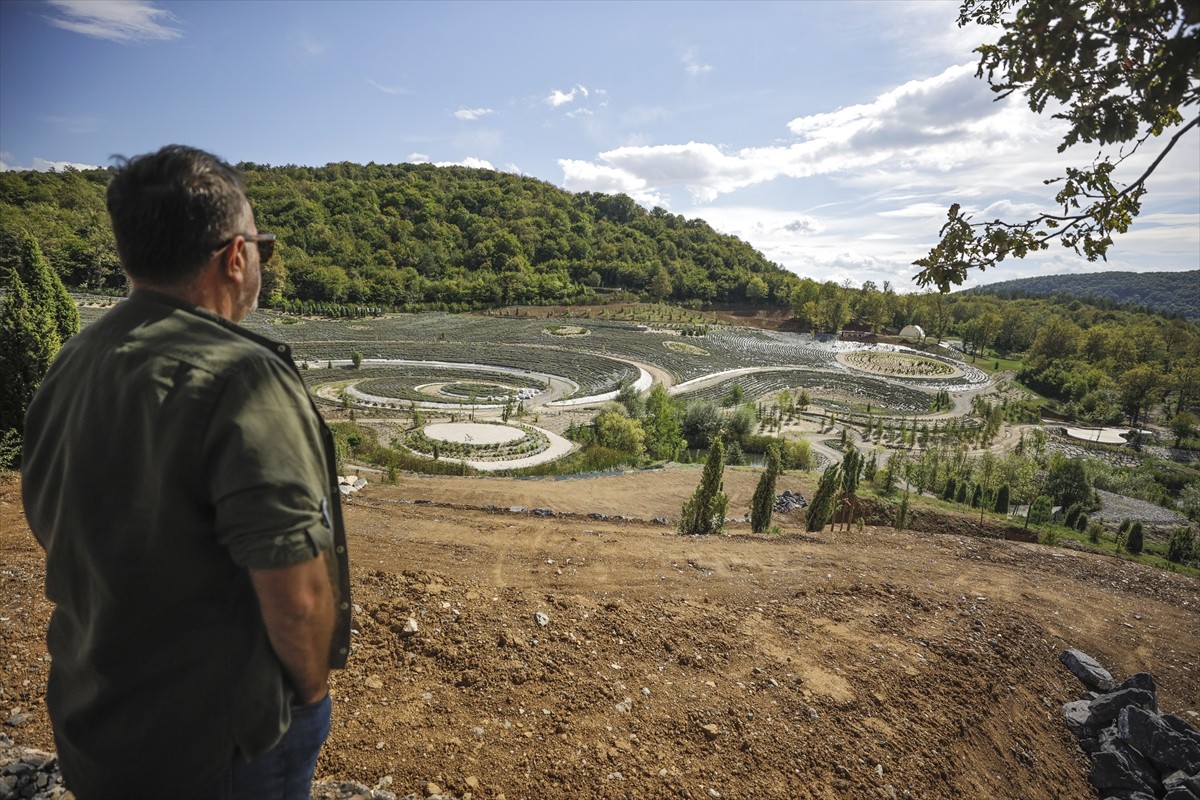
[2, 470, 1197, 799]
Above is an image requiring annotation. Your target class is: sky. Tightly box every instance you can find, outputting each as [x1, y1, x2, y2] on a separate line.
[1, 0, 1196, 293]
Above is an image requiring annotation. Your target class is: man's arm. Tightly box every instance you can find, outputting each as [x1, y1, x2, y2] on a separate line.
[249, 553, 336, 704]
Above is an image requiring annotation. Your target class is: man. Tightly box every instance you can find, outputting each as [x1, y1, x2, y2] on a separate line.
[21, 145, 351, 799]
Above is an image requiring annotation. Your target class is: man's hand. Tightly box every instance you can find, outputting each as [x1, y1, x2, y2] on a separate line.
[250, 553, 336, 704]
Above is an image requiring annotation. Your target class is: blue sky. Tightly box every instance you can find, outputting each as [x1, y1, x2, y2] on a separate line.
[2, 0, 1196, 292]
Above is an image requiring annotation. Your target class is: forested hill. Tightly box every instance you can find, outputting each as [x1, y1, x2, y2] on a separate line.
[0, 162, 804, 310]
[964, 271, 1200, 322]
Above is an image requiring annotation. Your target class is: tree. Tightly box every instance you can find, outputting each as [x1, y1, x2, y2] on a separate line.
[0, 254, 65, 467]
[351, 350, 363, 369]
[995, 483, 1011, 514]
[1179, 482, 1200, 522]
[806, 464, 843, 532]
[915, 0, 1200, 292]
[678, 439, 728, 535]
[840, 448, 862, 496]
[1169, 411, 1198, 447]
[750, 444, 782, 534]
[6, 231, 79, 344]
[1126, 521, 1144, 555]
[1167, 527, 1195, 564]
[595, 405, 646, 458]
[641, 384, 685, 461]
[682, 400, 723, 448]
[1046, 453, 1093, 509]
[1118, 364, 1162, 425]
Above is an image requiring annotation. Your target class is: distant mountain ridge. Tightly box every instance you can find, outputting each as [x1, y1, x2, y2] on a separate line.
[963, 270, 1200, 322]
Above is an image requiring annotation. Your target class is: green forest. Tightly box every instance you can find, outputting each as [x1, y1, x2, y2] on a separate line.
[965, 271, 1200, 322]
[0, 163, 804, 311]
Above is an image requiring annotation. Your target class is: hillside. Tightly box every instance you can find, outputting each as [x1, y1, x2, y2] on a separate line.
[3, 470, 1198, 799]
[0, 163, 802, 310]
[963, 270, 1200, 322]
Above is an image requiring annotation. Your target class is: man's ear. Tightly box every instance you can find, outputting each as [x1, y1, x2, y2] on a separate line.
[219, 235, 247, 284]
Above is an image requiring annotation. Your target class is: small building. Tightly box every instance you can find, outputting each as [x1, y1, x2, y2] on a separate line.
[899, 324, 925, 342]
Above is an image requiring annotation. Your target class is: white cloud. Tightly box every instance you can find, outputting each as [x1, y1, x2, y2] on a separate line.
[558, 63, 1054, 206]
[368, 79, 410, 95]
[0, 156, 101, 172]
[566, 108, 594, 119]
[408, 153, 430, 163]
[45, 0, 181, 43]
[546, 84, 589, 107]
[682, 48, 712, 76]
[557, 158, 666, 207]
[781, 217, 823, 235]
[454, 107, 494, 121]
[434, 156, 495, 170]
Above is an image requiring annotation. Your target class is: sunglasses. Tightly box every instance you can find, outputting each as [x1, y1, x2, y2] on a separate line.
[215, 232, 276, 262]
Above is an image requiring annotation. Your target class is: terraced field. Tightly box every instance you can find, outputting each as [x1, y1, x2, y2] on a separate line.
[241, 310, 989, 415]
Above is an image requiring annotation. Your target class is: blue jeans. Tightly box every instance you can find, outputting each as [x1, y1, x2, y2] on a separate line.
[200, 693, 332, 800]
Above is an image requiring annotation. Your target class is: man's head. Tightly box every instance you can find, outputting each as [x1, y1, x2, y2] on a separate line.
[107, 145, 267, 321]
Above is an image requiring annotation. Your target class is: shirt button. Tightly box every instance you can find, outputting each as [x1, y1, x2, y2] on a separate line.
[335, 546, 345, 554]
[339, 647, 348, 655]
[340, 602, 350, 610]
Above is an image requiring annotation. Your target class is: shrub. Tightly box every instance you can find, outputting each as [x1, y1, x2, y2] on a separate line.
[1126, 522, 1144, 555]
[1075, 513, 1088, 532]
[1166, 527, 1195, 564]
[1086, 522, 1103, 544]
[994, 484, 1010, 514]
[781, 438, 813, 471]
[863, 452, 878, 483]
[942, 477, 957, 502]
[1064, 503, 1082, 528]
[955, 482, 969, 505]
[1029, 496, 1052, 525]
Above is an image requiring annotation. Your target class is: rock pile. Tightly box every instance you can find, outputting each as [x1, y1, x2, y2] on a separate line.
[1059, 648, 1200, 800]
[338, 475, 368, 496]
[774, 490, 808, 512]
[0, 731, 448, 800]
[0, 736, 68, 800]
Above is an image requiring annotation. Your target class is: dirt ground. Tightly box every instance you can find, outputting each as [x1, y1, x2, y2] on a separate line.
[2, 469, 1198, 800]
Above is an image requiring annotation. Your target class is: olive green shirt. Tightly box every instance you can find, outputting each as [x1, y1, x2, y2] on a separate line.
[21, 290, 351, 798]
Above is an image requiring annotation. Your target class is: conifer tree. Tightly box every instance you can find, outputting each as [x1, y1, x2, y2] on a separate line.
[0, 264, 60, 467]
[806, 464, 842, 532]
[679, 439, 728, 535]
[8, 232, 79, 344]
[750, 443, 782, 534]
[994, 484, 1010, 514]
[1126, 522, 1144, 555]
[840, 448, 861, 496]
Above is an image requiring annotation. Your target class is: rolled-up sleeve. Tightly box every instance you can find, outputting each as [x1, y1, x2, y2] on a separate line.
[205, 357, 333, 570]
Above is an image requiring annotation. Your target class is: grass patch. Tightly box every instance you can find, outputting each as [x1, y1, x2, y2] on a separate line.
[498, 443, 640, 477]
[664, 340, 709, 356]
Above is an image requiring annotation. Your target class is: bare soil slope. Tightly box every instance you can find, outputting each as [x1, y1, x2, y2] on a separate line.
[2, 471, 1198, 800]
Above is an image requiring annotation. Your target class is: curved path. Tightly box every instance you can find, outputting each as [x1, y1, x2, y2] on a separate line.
[399, 422, 576, 472]
[308, 342, 1002, 471]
